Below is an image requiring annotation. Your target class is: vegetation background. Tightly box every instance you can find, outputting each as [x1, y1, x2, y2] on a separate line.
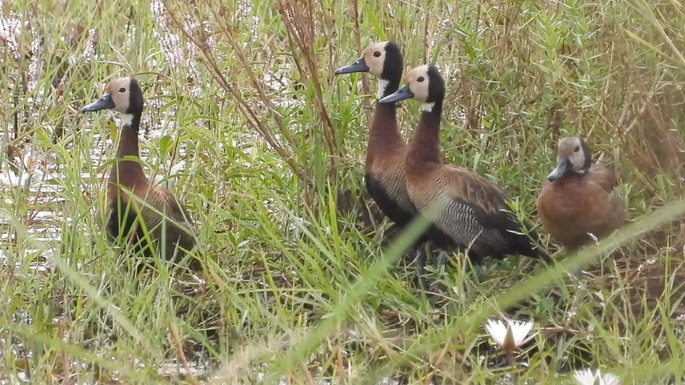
[1, 0, 685, 383]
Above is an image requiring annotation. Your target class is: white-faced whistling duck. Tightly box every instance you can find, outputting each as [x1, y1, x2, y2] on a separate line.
[379, 64, 550, 271]
[334, 42, 463, 287]
[537, 136, 627, 252]
[81, 77, 197, 262]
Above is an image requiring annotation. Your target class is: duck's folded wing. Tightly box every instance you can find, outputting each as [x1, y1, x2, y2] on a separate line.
[137, 188, 197, 242]
[427, 168, 520, 249]
[589, 164, 620, 193]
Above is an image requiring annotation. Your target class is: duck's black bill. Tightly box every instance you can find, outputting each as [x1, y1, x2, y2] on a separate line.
[334, 57, 369, 75]
[547, 158, 569, 182]
[379, 85, 414, 103]
[81, 93, 115, 113]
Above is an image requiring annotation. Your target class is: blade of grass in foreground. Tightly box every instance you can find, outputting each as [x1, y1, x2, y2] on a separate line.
[266, 203, 433, 381]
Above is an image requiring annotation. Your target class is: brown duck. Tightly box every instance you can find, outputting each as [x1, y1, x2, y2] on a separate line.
[537, 136, 627, 251]
[379, 65, 550, 268]
[81, 77, 197, 262]
[335, 42, 467, 285]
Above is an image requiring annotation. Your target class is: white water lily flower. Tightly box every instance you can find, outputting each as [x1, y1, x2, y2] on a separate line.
[484, 319, 535, 353]
[573, 368, 621, 385]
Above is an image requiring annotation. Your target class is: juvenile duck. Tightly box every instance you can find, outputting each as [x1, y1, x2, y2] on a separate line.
[537, 136, 626, 251]
[380, 65, 550, 268]
[81, 77, 197, 262]
[335, 42, 463, 286]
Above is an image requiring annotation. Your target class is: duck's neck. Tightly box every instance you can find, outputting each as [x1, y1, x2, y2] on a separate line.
[407, 100, 444, 167]
[110, 113, 146, 184]
[368, 78, 404, 152]
[568, 169, 589, 180]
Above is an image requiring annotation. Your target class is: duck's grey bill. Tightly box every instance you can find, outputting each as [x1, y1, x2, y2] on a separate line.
[334, 57, 369, 75]
[547, 158, 569, 182]
[80, 93, 115, 113]
[379, 85, 414, 103]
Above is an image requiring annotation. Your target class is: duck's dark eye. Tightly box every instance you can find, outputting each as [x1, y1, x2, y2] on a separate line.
[118, 87, 126, 93]
[373, 51, 381, 57]
[417, 76, 425, 82]
[574, 146, 580, 152]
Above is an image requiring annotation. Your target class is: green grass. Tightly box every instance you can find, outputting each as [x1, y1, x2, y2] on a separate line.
[1, 0, 685, 383]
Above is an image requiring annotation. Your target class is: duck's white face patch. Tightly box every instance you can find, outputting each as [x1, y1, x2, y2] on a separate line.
[104, 77, 133, 114]
[403, 65, 432, 111]
[362, 41, 388, 77]
[557, 137, 587, 172]
[360, 42, 391, 99]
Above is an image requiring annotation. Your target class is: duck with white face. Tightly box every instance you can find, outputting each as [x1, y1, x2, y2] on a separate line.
[81, 77, 197, 265]
[379, 64, 550, 279]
